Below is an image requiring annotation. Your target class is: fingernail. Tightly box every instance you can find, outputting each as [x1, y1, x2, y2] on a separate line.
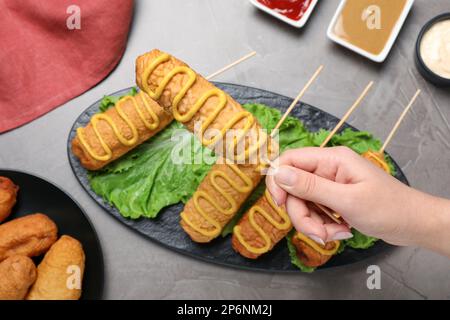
[275, 167, 297, 187]
[267, 190, 281, 208]
[306, 234, 326, 246]
[331, 232, 353, 241]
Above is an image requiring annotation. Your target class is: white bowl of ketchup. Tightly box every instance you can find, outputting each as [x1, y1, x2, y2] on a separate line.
[249, 0, 319, 28]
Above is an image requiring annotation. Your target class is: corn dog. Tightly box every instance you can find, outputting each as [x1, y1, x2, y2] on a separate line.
[0, 213, 57, 262]
[291, 233, 340, 268]
[0, 255, 36, 300]
[26, 235, 85, 300]
[72, 90, 173, 170]
[0, 177, 19, 223]
[136, 49, 264, 159]
[180, 163, 263, 242]
[231, 190, 292, 259]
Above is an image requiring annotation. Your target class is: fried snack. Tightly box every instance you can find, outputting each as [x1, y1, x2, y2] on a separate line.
[71, 90, 173, 170]
[0, 213, 58, 261]
[27, 235, 85, 300]
[0, 255, 36, 300]
[136, 49, 264, 158]
[362, 150, 391, 173]
[232, 190, 292, 259]
[291, 233, 340, 268]
[0, 177, 19, 223]
[180, 163, 262, 243]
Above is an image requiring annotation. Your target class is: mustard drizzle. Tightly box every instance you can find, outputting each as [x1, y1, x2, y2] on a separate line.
[295, 233, 340, 256]
[77, 92, 161, 161]
[233, 190, 292, 254]
[141, 53, 263, 153]
[181, 164, 254, 237]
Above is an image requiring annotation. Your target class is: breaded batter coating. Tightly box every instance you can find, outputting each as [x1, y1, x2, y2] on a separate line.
[291, 236, 337, 268]
[0, 213, 58, 262]
[180, 163, 262, 243]
[0, 255, 36, 300]
[136, 49, 263, 157]
[72, 91, 173, 170]
[27, 235, 85, 300]
[232, 194, 292, 259]
[0, 177, 19, 223]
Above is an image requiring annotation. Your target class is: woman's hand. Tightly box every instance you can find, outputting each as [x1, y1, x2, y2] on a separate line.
[266, 147, 450, 255]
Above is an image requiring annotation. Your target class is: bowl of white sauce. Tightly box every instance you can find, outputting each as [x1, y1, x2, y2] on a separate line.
[416, 13, 450, 87]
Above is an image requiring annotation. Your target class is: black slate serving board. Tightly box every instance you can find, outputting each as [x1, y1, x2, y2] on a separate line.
[67, 83, 408, 272]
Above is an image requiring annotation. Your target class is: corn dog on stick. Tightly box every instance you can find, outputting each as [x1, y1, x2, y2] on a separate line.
[231, 190, 292, 259]
[72, 91, 173, 170]
[135, 49, 263, 159]
[181, 162, 263, 243]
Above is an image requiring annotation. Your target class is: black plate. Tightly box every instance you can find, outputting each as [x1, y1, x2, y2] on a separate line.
[68, 83, 409, 272]
[0, 170, 104, 299]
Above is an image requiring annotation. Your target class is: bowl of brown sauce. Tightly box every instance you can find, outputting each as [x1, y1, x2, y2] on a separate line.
[327, 0, 415, 63]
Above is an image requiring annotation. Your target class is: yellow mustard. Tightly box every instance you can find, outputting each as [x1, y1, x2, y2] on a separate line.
[295, 233, 340, 256]
[233, 190, 292, 254]
[77, 92, 161, 161]
[181, 164, 253, 237]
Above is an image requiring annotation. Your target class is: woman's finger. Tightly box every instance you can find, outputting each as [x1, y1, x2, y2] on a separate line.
[266, 167, 287, 206]
[286, 195, 327, 245]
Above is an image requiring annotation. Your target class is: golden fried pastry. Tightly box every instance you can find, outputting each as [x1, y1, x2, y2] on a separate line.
[0, 177, 19, 223]
[180, 163, 262, 243]
[135, 49, 264, 158]
[0, 213, 58, 262]
[72, 90, 173, 170]
[27, 235, 85, 300]
[0, 255, 36, 300]
[291, 233, 340, 268]
[232, 190, 292, 259]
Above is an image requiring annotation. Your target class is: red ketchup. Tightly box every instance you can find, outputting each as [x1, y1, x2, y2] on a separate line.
[257, 0, 313, 21]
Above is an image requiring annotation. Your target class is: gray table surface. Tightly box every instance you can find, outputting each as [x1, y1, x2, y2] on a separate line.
[1, 0, 449, 299]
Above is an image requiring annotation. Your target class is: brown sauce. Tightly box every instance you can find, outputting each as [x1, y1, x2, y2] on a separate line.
[333, 0, 408, 55]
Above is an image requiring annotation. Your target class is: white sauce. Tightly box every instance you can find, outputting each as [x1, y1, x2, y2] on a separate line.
[420, 19, 450, 79]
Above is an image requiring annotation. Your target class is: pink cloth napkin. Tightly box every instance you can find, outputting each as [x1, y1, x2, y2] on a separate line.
[0, 0, 134, 133]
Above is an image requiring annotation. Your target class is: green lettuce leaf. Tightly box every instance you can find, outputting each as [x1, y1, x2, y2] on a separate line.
[345, 229, 378, 249]
[99, 87, 138, 112]
[313, 128, 396, 174]
[88, 121, 215, 219]
[242, 103, 314, 152]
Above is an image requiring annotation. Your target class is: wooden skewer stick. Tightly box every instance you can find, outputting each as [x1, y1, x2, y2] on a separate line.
[320, 81, 374, 148]
[271, 65, 324, 137]
[316, 81, 374, 224]
[205, 51, 257, 80]
[379, 89, 421, 154]
[315, 204, 342, 224]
